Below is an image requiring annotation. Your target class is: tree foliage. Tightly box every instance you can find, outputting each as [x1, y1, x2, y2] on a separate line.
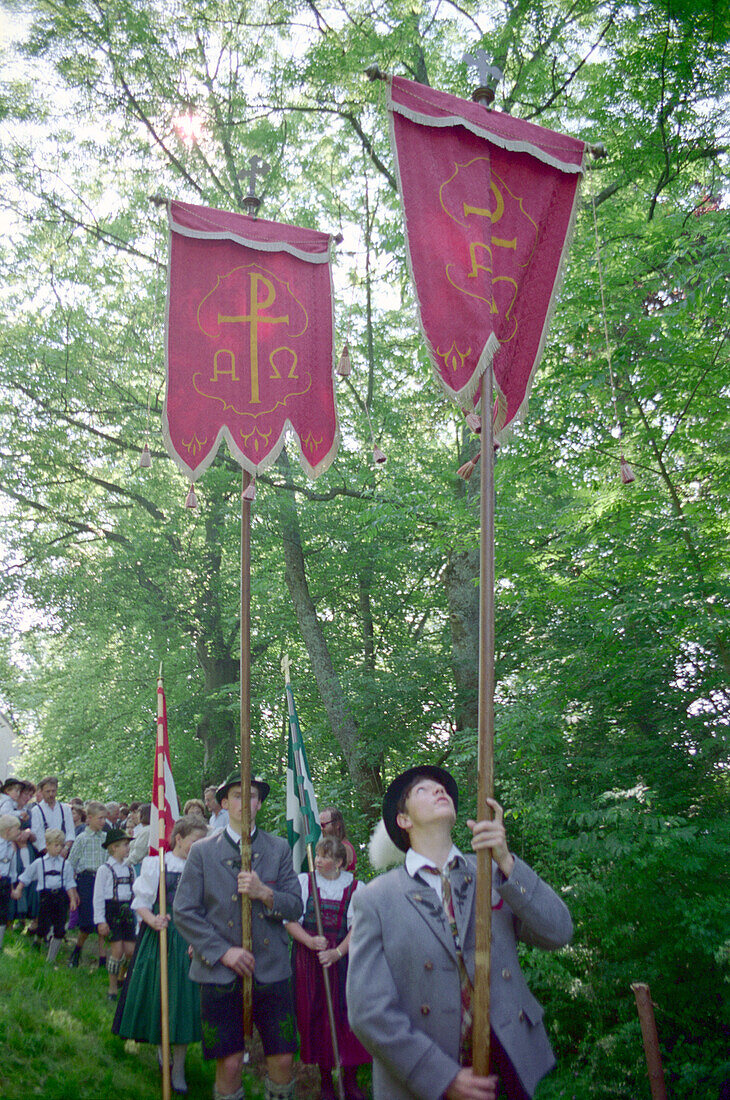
[0, 0, 728, 1094]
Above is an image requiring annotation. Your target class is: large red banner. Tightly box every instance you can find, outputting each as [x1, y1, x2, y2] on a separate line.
[163, 201, 339, 480]
[389, 76, 586, 434]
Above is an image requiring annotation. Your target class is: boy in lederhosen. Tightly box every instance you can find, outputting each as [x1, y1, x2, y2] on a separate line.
[12, 827, 79, 962]
[92, 828, 136, 1000]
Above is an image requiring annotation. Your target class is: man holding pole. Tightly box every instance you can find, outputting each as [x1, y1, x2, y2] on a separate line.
[174, 772, 302, 1100]
[346, 766, 572, 1100]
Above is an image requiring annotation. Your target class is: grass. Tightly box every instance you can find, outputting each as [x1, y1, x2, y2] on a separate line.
[0, 929, 266, 1100]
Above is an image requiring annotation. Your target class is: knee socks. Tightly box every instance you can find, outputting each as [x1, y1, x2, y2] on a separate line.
[264, 1077, 296, 1100]
[47, 936, 64, 963]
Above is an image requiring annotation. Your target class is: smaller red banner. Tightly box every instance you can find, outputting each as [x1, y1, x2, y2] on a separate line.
[163, 202, 338, 480]
[389, 76, 586, 435]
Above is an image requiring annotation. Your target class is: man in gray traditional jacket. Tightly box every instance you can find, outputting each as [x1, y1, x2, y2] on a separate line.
[174, 772, 302, 1100]
[346, 765, 572, 1100]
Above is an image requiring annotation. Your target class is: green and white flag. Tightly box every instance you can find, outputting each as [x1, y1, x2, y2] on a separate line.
[286, 682, 321, 873]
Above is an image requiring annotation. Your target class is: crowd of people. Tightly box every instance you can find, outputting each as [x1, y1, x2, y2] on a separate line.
[0, 766, 572, 1100]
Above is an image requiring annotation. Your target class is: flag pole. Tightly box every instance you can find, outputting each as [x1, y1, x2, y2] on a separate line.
[240, 471, 253, 1043]
[472, 364, 495, 1077]
[156, 668, 172, 1100]
[282, 658, 345, 1100]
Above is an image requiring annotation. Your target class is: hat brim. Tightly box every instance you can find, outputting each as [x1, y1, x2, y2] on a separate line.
[216, 775, 270, 804]
[102, 829, 129, 849]
[382, 765, 459, 852]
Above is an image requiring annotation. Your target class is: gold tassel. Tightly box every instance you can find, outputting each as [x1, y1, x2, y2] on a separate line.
[457, 452, 480, 480]
[619, 455, 636, 484]
[337, 343, 352, 377]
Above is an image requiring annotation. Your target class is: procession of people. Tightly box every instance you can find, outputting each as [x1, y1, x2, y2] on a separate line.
[0, 767, 570, 1100]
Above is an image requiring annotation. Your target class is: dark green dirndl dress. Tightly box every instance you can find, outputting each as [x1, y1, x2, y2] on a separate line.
[113, 858, 201, 1045]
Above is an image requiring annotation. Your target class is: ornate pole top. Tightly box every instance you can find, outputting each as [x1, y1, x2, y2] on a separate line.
[462, 50, 503, 108]
[238, 155, 271, 216]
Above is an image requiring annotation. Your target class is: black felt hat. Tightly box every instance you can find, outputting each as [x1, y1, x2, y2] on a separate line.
[216, 772, 270, 805]
[1, 777, 22, 793]
[102, 828, 129, 849]
[382, 765, 459, 852]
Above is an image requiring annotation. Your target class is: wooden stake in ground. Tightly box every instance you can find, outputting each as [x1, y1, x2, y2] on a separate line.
[631, 983, 667, 1100]
[471, 366, 496, 1077]
[156, 671, 172, 1100]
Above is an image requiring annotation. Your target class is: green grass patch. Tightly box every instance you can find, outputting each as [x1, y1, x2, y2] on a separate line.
[0, 930, 267, 1099]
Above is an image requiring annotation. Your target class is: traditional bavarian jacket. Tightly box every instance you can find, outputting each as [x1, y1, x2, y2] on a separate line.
[92, 857, 135, 926]
[19, 853, 76, 894]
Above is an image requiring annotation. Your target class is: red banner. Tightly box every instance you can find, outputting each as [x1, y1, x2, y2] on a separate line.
[149, 679, 180, 856]
[389, 76, 586, 434]
[163, 201, 338, 480]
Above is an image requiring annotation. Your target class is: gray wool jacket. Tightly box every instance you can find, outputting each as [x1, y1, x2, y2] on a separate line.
[346, 855, 572, 1100]
[173, 826, 302, 985]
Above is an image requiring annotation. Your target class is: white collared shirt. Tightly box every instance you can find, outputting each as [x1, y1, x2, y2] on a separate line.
[405, 844, 465, 905]
[30, 801, 75, 847]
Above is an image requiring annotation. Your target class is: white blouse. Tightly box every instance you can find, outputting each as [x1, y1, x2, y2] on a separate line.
[297, 869, 360, 929]
[132, 851, 186, 912]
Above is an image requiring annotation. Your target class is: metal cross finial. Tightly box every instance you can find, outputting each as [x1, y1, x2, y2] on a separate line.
[463, 50, 503, 108]
[238, 155, 270, 216]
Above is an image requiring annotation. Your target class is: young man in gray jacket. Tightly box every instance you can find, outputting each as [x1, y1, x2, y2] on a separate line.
[347, 766, 572, 1100]
[174, 773, 302, 1100]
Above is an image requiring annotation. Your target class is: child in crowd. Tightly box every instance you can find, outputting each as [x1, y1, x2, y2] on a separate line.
[67, 801, 109, 968]
[9, 825, 39, 926]
[93, 828, 136, 1000]
[113, 815, 208, 1095]
[12, 828, 79, 962]
[286, 835, 370, 1100]
[0, 778, 23, 816]
[0, 814, 21, 950]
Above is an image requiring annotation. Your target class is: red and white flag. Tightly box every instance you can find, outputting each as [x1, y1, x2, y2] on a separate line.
[149, 678, 180, 855]
[163, 200, 339, 481]
[388, 75, 586, 434]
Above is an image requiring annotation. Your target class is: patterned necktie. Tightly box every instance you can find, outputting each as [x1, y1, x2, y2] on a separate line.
[423, 859, 473, 1065]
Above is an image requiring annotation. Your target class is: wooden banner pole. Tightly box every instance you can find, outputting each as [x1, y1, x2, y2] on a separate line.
[156, 672, 171, 1100]
[472, 364, 495, 1077]
[240, 470, 253, 1042]
[282, 656, 345, 1100]
[306, 843, 346, 1100]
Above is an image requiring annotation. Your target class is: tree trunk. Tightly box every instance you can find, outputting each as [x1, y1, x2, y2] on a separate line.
[276, 453, 381, 812]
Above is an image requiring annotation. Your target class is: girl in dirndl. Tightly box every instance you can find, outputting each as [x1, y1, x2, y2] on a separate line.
[286, 835, 371, 1100]
[112, 815, 207, 1096]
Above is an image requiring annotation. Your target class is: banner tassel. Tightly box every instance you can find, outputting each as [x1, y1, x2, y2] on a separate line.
[619, 455, 636, 484]
[337, 343, 352, 377]
[242, 478, 256, 502]
[139, 442, 151, 468]
[464, 410, 481, 434]
[372, 444, 387, 465]
[185, 484, 198, 509]
[457, 452, 481, 481]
